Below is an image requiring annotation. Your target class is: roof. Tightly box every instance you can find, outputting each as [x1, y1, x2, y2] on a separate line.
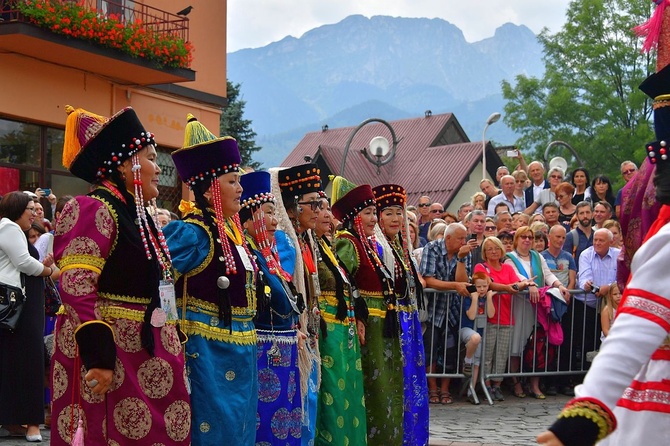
[282, 113, 502, 208]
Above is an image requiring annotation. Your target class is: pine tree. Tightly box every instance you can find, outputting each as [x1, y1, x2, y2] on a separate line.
[220, 81, 261, 169]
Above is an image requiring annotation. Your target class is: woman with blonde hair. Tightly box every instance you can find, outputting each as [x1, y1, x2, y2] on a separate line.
[471, 192, 486, 211]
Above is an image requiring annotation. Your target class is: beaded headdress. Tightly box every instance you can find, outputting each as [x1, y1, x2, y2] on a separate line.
[63, 106, 155, 183]
[172, 114, 249, 277]
[277, 163, 322, 206]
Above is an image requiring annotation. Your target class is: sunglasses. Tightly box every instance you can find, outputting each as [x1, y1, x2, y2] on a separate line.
[550, 175, 563, 179]
[430, 209, 444, 214]
[519, 234, 533, 240]
[622, 169, 636, 175]
[418, 203, 431, 208]
[297, 200, 324, 211]
[485, 226, 496, 230]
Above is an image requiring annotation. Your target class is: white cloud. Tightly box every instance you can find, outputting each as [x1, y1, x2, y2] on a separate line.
[227, 0, 572, 52]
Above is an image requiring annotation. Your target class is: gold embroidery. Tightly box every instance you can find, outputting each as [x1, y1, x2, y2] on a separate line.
[113, 318, 143, 353]
[60, 268, 98, 297]
[51, 360, 68, 401]
[164, 400, 191, 442]
[95, 204, 114, 239]
[180, 319, 257, 345]
[558, 399, 615, 441]
[56, 403, 85, 444]
[54, 198, 80, 236]
[113, 397, 151, 440]
[161, 325, 183, 356]
[137, 357, 174, 399]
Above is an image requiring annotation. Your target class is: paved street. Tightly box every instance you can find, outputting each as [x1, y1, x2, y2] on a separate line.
[0, 393, 569, 445]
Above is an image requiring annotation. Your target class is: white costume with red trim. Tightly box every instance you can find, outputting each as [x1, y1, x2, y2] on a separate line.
[572, 222, 670, 444]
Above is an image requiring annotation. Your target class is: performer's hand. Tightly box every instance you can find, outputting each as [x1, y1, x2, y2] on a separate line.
[536, 431, 564, 445]
[85, 368, 113, 395]
[357, 320, 366, 346]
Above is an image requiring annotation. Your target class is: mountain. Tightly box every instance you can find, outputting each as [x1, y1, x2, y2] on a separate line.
[227, 15, 545, 167]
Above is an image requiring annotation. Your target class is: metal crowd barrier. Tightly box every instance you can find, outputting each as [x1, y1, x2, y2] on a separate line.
[422, 288, 601, 405]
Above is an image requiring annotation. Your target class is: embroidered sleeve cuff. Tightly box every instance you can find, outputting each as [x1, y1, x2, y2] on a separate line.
[74, 320, 117, 370]
[548, 397, 617, 446]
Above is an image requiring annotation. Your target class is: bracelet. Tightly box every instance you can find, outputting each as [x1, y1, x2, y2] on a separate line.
[455, 256, 467, 263]
[46, 267, 52, 276]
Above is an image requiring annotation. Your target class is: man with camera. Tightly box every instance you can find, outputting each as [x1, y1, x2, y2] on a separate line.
[561, 228, 620, 393]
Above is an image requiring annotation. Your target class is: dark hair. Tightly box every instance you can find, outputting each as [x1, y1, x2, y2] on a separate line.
[542, 202, 559, 212]
[575, 200, 593, 213]
[570, 167, 590, 188]
[591, 175, 615, 204]
[534, 230, 548, 247]
[0, 191, 32, 222]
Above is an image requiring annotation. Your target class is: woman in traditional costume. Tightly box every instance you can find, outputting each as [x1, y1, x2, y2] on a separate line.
[165, 115, 257, 445]
[372, 184, 429, 446]
[331, 177, 404, 445]
[239, 171, 304, 444]
[50, 106, 191, 445]
[313, 191, 368, 445]
[271, 163, 323, 445]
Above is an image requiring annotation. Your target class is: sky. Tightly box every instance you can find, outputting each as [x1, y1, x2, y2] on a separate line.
[227, 0, 573, 52]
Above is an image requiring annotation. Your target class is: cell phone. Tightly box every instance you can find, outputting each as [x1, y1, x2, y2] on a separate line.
[42, 188, 51, 196]
[466, 285, 477, 293]
[506, 149, 519, 158]
[468, 234, 477, 241]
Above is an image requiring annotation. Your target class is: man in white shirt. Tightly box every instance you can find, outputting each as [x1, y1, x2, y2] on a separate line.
[487, 175, 525, 216]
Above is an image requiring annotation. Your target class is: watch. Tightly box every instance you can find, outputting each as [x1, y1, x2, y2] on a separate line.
[511, 284, 519, 292]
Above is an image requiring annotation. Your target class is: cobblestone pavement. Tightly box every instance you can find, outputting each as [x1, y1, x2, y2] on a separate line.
[0, 394, 569, 445]
[428, 392, 570, 446]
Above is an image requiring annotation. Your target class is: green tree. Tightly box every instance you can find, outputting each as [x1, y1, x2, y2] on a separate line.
[220, 80, 262, 169]
[501, 0, 655, 188]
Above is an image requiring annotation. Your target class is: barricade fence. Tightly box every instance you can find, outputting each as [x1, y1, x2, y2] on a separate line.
[422, 288, 601, 404]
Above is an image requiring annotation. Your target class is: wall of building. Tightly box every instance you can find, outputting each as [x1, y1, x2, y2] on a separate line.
[444, 160, 493, 215]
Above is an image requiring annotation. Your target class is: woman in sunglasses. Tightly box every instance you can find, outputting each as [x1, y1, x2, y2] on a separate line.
[331, 177, 404, 446]
[505, 226, 569, 399]
[274, 163, 324, 444]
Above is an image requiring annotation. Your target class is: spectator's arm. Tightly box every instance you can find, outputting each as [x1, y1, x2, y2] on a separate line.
[465, 294, 478, 321]
[567, 269, 576, 290]
[524, 201, 540, 215]
[517, 150, 528, 173]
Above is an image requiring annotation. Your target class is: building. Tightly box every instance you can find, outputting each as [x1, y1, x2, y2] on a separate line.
[282, 112, 504, 213]
[0, 0, 228, 216]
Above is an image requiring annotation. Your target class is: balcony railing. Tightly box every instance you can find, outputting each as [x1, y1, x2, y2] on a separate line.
[0, 0, 192, 69]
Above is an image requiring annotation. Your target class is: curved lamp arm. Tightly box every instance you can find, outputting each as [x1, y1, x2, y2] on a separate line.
[340, 118, 400, 176]
[544, 141, 585, 170]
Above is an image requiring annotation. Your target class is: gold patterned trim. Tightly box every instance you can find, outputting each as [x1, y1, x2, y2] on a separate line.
[181, 218, 215, 279]
[321, 313, 351, 326]
[557, 399, 616, 442]
[181, 294, 257, 317]
[98, 292, 151, 305]
[368, 308, 388, 318]
[97, 305, 178, 325]
[397, 303, 418, 313]
[180, 319, 257, 345]
[74, 320, 116, 341]
[58, 255, 105, 272]
[90, 193, 120, 255]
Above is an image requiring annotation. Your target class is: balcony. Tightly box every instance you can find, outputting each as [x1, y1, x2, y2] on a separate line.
[0, 0, 195, 85]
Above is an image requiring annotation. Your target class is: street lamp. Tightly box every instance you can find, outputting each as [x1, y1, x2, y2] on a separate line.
[340, 118, 400, 176]
[544, 141, 585, 172]
[482, 112, 501, 180]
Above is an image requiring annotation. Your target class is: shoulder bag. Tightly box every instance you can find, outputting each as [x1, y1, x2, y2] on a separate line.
[0, 275, 26, 332]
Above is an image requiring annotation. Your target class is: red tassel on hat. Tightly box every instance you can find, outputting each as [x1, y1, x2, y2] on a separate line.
[634, 0, 669, 53]
[71, 418, 84, 446]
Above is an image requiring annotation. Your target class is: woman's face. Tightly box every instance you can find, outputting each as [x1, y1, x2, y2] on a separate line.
[514, 176, 527, 193]
[27, 227, 40, 245]
[246, 202, 278, 242]
[573, 171, 587, 187]
[16, 201, 36, 231]
[214, 172, 243, 218]
[34, 202, 44, 220]
[608, 225, 621, 246]
[473, 195, 485, 209]
[484, 241, 502, 263]
[294, 192, 322, 233]
[530, 214, 545, 225]
[119, 145, 161, 202]
[359, 205, 378, 237]
[515, 231, 533, 252]
[556, 190, 572, 207]
[594, 179, 609, 196]
[315, 198, 333, 238]
[379, 206, 403, 238]
[533, 237, 546, 252]
[409, 224, 417, 244]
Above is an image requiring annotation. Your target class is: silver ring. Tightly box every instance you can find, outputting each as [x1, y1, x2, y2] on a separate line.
[88, 379, 99, 388]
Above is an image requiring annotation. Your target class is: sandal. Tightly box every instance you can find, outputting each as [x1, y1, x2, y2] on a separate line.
[428, 390, 440, 404]
[513, 381, 527, 398]
[531, 391, 546, 399]
[440, 392, 454, 405]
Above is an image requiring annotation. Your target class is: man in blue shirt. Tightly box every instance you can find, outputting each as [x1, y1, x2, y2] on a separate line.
[420, 222, 473, 404]
[562, 201, 594, 269]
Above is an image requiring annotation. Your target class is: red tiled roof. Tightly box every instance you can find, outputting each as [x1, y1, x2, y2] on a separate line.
[282, 113, 502, 208]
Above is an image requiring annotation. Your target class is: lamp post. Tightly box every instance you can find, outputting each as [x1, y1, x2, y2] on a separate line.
[482, 112, 501, 180]
[543, 141, 584, 172]
[340, 118, 400, 176]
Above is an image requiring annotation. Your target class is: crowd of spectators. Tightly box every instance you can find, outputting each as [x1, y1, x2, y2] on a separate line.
[414, 156, 636, 404]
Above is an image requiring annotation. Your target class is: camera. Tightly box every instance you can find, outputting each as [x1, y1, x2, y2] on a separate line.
[506, 149, 519, 158]
[591, 285, 600, 294]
